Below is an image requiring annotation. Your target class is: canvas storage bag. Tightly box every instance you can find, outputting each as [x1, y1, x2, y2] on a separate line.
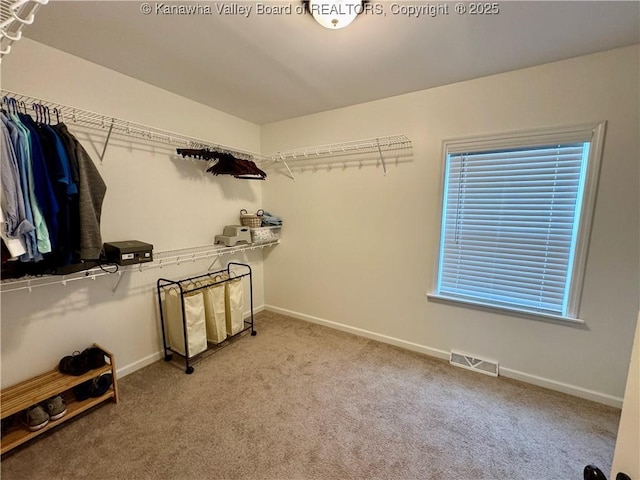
[195, 275, 228, 344]
[163, 287, 208, 358]
[225, 275, 245, 336]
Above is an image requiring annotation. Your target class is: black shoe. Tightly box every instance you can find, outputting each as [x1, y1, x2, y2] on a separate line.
[92, 374, 112, 397]
[72, 379, 93, 401]
[58, 351, 90, 376]
[84, 347, 106, 370]
[584, 465, 608, 480]
[73, 374, 113, 401]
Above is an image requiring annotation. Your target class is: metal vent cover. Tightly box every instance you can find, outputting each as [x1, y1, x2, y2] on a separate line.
[450, 350, 499, 377]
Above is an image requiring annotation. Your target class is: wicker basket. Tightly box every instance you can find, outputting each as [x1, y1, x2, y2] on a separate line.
[240, 209, 264, 228]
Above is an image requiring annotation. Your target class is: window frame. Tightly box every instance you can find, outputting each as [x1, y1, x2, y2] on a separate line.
[429, 121, 607, 324]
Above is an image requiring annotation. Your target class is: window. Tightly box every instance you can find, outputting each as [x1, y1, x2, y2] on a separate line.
[432, 122, 606, 322]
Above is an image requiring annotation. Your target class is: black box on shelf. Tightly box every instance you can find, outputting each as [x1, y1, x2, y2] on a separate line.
[103, 241, 153, 266]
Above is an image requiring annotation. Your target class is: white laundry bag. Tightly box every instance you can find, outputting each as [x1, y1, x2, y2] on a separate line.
[225, 276, 245, 336]
[163, 287, 208, 358]
[196, 275, 228, 344]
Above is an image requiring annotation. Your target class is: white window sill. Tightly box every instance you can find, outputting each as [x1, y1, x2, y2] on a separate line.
[426, 293, 586, 327]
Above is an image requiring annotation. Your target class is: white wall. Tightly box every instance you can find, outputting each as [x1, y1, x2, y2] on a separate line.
[261, 45, 640, 406]
[0, 39, 265, 387]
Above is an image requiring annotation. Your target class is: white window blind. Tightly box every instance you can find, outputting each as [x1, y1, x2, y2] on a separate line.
[434, 123, 605, 320]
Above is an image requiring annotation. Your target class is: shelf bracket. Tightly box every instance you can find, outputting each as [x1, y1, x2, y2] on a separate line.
[208, 256, 221, 271]
[376, 138, 387, 176]
[111, 269, 128, 293]
[98, 118, 115, 163]
[282, 158, 295, 180]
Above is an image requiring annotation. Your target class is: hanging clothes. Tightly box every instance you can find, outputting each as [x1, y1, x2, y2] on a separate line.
[8, 111, 52, 257]
[0, 100, 107, 278]
[52, 123, 81, 260]
[1, 113, 41, 262]
[0, 114, 33, 258]
[36, 123, 74, 266]
[54, 123, 106, 260]
[17, 113, 60, 251]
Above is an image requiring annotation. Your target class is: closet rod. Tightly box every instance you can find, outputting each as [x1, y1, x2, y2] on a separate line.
[0, 89, 263, 162]
[0, 0, 48, 58]
[0, 240, 279, 294]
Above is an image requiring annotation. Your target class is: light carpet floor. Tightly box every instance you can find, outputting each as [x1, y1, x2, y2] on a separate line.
[1, 311, 621, 479]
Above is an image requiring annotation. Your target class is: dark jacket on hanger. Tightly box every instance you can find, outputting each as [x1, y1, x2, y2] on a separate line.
[40, 124, 79, 266]
[54, 123, 106, 260]
[52, 123, 80, 259]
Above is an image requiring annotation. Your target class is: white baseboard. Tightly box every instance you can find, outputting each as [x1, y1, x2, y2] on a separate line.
[264, 304, 623, 408]
[116, 351, 163, 379]
[499, 367, 623, 408]
[116, 304, 266, 379]
[264, 305, 450, 361]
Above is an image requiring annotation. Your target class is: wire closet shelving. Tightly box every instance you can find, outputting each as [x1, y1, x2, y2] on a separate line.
[0, 90, 412, 292]
[0, 90, 413, 171]
[0, 240, 280, 294]
[0, 0, 48, 58]
[0, 89, 261, 162]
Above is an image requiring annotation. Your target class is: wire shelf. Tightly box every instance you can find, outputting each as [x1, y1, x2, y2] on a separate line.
[0, 0, 48, 58]
[267, 134, 412, 162]
[0, 240, 279, 294]
[0, 89, 261, 161]
[0, 90, 413, 171]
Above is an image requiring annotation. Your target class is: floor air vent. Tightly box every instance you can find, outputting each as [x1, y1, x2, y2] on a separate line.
[449, 350, 499, 377]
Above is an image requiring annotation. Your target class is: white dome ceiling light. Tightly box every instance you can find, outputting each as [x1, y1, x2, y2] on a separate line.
[308, 0, 364, 29]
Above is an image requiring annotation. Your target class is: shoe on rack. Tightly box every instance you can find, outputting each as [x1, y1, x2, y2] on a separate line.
[84, 347, 106, 370]
[44, 395, 67, 421]
[58, 350, 90, 376]
[73, 373, 113, 402]
[92, 373, 113, 397]
[23, 405, 49, 431]
[73, 379, 93, 402]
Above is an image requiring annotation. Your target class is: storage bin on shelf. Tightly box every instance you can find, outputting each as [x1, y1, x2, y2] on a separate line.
[239, 209, 263, 228]
[250, 226, 281, 243]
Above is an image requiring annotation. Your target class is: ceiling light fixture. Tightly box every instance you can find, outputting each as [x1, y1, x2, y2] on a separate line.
[308, 0, 363, 29]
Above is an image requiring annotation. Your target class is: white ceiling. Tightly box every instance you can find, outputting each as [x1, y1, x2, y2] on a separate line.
[23, 1, 640, 125]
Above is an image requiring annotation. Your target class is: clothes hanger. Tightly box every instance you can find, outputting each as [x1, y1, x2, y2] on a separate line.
[35, 103, 48, 124]
[32, 103, 40, 122]
[4, 97, 17, 114]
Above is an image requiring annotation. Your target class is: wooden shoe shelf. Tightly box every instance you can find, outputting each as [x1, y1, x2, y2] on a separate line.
[0, 343, 119, 455]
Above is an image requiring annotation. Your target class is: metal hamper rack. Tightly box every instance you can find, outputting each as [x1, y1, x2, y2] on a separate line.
[156, 262, 256, 374]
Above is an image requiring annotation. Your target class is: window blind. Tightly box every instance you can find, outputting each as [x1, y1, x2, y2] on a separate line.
[436, 142, 590, 316]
